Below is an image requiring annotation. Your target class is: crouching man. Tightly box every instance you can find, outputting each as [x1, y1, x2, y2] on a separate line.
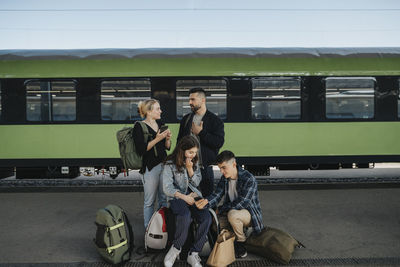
[195, 150, 264, 258]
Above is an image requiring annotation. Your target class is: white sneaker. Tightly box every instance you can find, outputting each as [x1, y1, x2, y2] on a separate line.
[164, 245, 181, 267]
[187, 252, 202, 267]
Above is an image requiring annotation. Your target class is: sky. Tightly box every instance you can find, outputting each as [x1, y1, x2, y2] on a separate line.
[0, 0, 399, 49]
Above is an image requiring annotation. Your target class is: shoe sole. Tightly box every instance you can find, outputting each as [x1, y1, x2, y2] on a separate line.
[236, 251, 247, 258]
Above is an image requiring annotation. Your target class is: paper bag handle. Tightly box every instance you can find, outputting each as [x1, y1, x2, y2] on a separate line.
[220, 229, 230, 242]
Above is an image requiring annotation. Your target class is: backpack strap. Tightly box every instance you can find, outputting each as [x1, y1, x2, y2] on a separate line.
[108, 222, 124, 231]
[137, 121, 158, 157]
[106, 240, 128, 254]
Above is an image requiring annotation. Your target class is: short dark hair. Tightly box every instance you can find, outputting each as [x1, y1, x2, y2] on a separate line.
[216, 150, 235, 164]
[189, 87, 206, 98]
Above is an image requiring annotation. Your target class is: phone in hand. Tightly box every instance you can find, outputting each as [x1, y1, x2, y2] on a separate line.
[159, 125, 168, 133]
[194, 197, 203, 201]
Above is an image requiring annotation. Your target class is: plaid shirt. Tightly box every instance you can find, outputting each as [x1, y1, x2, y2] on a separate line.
[206, 166, 264, 233]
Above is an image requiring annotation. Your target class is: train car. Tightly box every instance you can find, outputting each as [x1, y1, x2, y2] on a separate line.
[0, 48, 400, 178]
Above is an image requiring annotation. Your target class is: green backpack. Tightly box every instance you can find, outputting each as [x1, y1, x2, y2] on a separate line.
[94, 204, 134, 265]
[116, 121, 157, 170]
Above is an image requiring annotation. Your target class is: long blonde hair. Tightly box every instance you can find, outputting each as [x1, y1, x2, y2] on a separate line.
[137, 99, 159, 118]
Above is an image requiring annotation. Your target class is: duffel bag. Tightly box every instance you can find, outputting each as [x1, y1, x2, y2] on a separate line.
[245, 227, 303, 265]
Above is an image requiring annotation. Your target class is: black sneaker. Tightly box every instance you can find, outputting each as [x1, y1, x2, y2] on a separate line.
[234, 241, 247, 258]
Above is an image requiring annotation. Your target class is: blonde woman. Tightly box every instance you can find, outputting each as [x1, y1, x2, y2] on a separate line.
[133, 99, 171, 229]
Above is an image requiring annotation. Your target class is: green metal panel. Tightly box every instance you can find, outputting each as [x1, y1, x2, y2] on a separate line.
[1, 122, 399, 159]
[1, 57, 400, 78]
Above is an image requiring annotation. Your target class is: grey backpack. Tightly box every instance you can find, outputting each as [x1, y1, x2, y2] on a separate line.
[94, 204, 134, 265]
[116, 121, 157, 170]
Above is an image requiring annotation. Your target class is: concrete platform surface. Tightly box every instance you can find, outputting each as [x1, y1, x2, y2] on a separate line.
[0, 188, 400, 266]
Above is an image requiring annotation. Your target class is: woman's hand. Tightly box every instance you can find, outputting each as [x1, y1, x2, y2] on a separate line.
[174, 191, 195, 205]
[189, 192, 198, 198]
[185, 157, 193, 169]
[185, 157, 194, 177]
[146, 129, 168, 151]
[155, 129, 168, 142]
[184, 194, 195, 205]
[165, 129, 172, 141]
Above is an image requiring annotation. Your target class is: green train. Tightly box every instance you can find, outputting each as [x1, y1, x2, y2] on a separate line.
[0, 48, 399, 178]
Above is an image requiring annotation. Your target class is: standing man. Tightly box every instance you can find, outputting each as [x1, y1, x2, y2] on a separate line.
[177, 87, 225, 197]
[195, 150, 264, 258]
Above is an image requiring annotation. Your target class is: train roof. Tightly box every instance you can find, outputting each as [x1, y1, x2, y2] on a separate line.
[1, 47, 400, 78]
[1, 47, 400, 60]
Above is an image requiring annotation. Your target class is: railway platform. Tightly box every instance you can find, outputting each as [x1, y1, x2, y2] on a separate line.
[1, 179, 400, 266]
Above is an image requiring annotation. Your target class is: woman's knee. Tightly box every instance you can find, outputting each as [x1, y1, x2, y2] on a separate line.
[197, 211, 212, 228]
[176, 211, 192, 227]
[205, 213, 212, 228]
[171, 199, 190, 216]
[143, 190, 157, 206]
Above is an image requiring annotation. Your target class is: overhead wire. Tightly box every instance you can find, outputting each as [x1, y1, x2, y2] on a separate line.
[0, 8, 400, 12]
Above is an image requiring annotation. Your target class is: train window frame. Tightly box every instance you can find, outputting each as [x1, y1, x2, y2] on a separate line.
[398, 79, 400, 119]
[25, 79, 77, 122]
[175, 78, 228, 120]
[325, 77, 376, 120]
[100, 78, 151, 122]
[0, 81, 2, 121]
[250, 77, 302, 121]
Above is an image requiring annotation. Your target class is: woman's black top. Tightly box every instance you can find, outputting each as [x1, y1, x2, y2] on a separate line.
[132, 120, 168, 174]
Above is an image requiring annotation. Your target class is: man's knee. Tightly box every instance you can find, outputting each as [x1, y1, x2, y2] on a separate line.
[227, 209, 239, 223]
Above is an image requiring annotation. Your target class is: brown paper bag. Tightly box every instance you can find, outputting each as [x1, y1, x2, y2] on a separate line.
[206, 229, 236, 267]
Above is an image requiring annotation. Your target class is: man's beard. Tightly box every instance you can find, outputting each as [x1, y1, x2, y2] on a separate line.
[190, 104, 200, 112]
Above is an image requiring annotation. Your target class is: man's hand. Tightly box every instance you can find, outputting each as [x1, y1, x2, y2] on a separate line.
[195, 198, 208, 209]
[191, 121, 203, 135]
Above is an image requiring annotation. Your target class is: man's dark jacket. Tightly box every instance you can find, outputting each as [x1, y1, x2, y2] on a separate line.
[177, 110, 225, 166]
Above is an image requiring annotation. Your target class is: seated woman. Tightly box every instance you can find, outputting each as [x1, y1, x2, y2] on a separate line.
[162, 135, 212, 267]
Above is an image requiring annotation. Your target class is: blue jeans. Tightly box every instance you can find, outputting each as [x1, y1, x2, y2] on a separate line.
[142, 163, 167, 229]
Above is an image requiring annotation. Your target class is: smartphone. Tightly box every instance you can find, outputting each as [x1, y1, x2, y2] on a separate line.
[160, 125, 168, 133]
[194, 197, 203, 201]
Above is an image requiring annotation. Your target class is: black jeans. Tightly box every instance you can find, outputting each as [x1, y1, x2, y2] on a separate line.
[169, 198, 212, 252]
[200, 166, 214, 197]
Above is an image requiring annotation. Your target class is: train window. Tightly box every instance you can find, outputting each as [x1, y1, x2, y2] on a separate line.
[176, 79, 227, 119]
[251, 78, 301, 120]
[26, 80, 76, 122]
[325, 77, 375, 119]
[101, 80, 151, 121]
